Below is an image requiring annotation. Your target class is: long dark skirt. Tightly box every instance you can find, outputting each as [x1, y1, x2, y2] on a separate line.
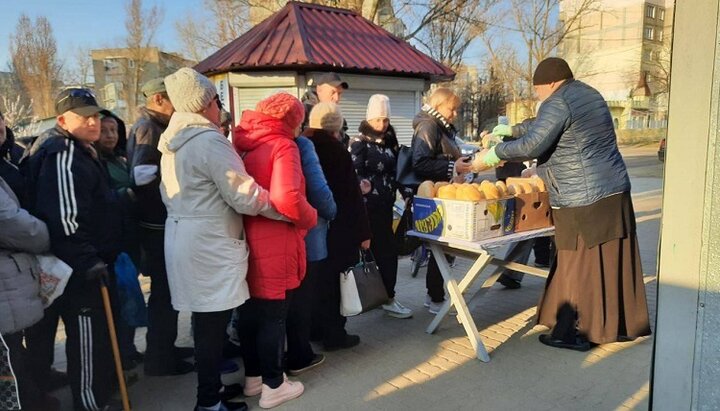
[536, 195, 652, 344]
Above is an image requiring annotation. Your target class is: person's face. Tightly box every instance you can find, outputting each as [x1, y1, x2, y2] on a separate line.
[150, 93, 175, 116]
[533, 84, 554, 102]
[436, 98, 460, 122]
[0, 116, 6, 147]
[367, 117, 389, 134]
[316, 83, 343, 104]
[533, 80, 565, 102]
[58, 111, 101, 143]
[98, 117, 119, 154]
[203, 95, 222, 127]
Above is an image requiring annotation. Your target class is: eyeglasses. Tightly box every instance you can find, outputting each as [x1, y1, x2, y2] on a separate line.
[214, 95, 223, 111]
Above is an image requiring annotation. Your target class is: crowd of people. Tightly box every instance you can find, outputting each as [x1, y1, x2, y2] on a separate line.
[0, 57, 651, 411]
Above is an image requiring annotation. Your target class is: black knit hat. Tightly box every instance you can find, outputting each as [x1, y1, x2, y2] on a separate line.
[533, 57, 574, 85]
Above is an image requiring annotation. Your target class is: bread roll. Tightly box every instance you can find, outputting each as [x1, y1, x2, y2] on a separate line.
[519, 182, 535, 194]
[532, 176, 547, 192]
[479, 181, 500, 200]
[495, 181, 508, 197]
[456, 185, 482, 201]
[436, 184, 457, 199]
[417, 181, 435, 198]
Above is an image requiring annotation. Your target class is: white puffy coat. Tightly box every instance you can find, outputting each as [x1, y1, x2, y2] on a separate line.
[159, 112, 280, 312]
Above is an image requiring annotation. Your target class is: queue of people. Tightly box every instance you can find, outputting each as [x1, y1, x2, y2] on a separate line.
[0, 58, 651, 411]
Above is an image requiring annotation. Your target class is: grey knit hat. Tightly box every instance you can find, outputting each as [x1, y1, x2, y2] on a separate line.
[164, 67, 217, 113]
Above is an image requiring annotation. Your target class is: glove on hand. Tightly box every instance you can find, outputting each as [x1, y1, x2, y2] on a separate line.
[492, 124, 513, 137]
[482, 146, 502, 168]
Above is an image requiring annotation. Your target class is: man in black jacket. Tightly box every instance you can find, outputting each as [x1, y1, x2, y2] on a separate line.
[301, 73, 350, 147]
[126, 78, 194, 376]
[23, 88, 122, 411]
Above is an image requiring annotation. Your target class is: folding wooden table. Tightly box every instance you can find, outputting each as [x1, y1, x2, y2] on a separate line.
[408, 227, 555, 362]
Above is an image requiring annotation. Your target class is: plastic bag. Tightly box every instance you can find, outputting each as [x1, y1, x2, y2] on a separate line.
[37, 254, 73, 308]
[115, 253, 148, 328]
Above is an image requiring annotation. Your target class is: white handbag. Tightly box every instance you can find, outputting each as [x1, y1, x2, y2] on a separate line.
[339, 250, 389, 317]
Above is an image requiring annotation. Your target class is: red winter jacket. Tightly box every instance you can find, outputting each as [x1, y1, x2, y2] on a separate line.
[233, 111, 318, 300]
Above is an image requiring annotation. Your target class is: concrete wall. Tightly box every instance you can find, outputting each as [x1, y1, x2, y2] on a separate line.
[651, 0, 720, 409]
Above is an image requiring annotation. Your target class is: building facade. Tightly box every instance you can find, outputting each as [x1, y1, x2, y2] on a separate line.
[91, 47, 194, 121]
[559, 0, 673, 130]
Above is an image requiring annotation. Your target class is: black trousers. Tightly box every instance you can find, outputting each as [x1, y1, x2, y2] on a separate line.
[235, 298, 289, 389]
[316, 258, 350, 344]
[25, 275, 116, 411]
[367, 205, 398, 299]
[192, 310, 232, 408]
[500, 237, 555, 282]
[286, 261, 320, 369]
[139, 227, 180, 373]
[426, 255, 445, 303]
[4, 331, 42, 408]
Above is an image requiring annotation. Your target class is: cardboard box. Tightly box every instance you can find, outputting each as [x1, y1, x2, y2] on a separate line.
[413, 196, 515, 241]
[514, 191, 552, 232]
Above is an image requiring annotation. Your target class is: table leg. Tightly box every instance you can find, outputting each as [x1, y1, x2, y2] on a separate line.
[425, 243, 491, 362]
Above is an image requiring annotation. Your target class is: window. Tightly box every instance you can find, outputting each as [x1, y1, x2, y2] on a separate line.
[643, 49, 652, 61]
[644, 26, 655, 40]
[646, 5, 656, 18]
[657, 29, 663, 42]
[658, 8, 665, 20]
[128, 59, 136, 69]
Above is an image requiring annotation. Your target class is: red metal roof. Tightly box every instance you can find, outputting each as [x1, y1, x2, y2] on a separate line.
[194, 1, 455, 81]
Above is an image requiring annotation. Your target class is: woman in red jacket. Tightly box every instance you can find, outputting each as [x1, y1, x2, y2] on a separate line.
[232, 92, 317, 409]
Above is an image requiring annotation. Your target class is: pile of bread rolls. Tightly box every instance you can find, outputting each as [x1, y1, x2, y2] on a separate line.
[416, 176, 546, 201]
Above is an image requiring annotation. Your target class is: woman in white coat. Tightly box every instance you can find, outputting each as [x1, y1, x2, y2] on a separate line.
[159, 68, 283, 411]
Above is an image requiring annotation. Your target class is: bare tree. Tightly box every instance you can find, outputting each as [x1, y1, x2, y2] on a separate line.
[414, 0, 496, 71]
[123, 0, 164, 122]
[9, 14, 63, 118]
[64, 45, 94, 88]
[176, 0, 252, 61]
[1, 95, 35, 129]
[482, 0, 601, 116]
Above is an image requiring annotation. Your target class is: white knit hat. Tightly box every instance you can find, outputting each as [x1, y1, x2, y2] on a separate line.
[309, 102, 344, 132]
[366, 94, 390, 121]
[164, 67, 217, 113]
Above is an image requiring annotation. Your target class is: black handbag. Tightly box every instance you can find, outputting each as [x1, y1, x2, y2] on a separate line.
[396, 145, 422, 190]
[394, 198, 421, 256]
[339, 250, 389, 316]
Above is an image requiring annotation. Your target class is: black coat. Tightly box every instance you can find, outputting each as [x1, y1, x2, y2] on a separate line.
[304, 128, 371, 268]
[410, 110, 462, 182]
[350, 122, 399, 210]
[495, 79, 631, 208]
[23, 126, 121, 273]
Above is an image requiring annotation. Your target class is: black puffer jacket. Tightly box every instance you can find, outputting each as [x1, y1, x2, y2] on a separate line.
[495, 80, 630, 208]
[23, 126, 122, 273]
[410, 109, 462, 182]
[350, 122, 399, 210]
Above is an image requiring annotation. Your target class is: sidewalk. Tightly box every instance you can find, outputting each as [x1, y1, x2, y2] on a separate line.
[48, 181, 660, 411]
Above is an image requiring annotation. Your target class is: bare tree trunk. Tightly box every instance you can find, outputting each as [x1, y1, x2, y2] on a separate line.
[9, 14, 63, 118]
[124, 0, 163, 123]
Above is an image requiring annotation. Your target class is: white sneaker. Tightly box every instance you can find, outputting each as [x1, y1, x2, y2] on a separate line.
[244, 376, 262, 397]
[424, 294, 431, 308]
[382, 299, 413, 319]
[428, 301, 457, 316]
[259, 375, 304, 409]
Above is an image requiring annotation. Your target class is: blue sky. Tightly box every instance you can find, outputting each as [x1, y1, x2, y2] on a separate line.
[0, 0, 192, 71]
[0, 0, 529, 76]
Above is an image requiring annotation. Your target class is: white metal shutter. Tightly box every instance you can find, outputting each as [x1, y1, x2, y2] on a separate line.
[340, 90, 419, 146]
[232, 87, 299, 124]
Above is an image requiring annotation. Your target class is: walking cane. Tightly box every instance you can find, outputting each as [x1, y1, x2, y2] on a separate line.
[100, 276, 132, 411]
